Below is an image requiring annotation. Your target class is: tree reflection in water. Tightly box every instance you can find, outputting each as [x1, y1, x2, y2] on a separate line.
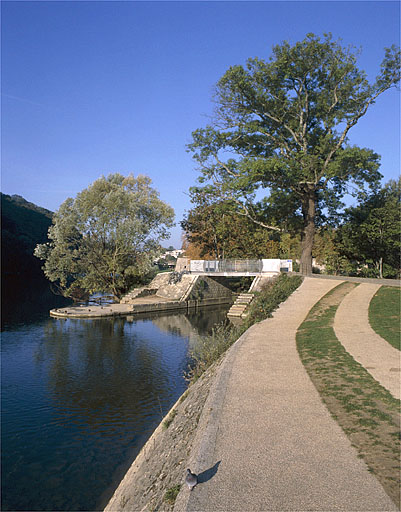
[1, 306, 229, 511]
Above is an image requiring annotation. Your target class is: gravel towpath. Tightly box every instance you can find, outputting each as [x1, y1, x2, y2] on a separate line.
[174, 277, 397, 511]
[333, 283, 400, 400]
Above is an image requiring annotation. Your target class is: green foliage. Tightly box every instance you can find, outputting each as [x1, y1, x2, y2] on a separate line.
[189, 322, 239, 381]
[164, 485, 181, 504]
[369, 287, 401, 350]
[34, 173, 174, 299]
[181, 188, 303, 260]
[312, 228, 354, 276]
[162, 408, 177, 430]
[337, 179, 401, 278]
[187, 34, 400, 274]
[244, 274, 304, 327]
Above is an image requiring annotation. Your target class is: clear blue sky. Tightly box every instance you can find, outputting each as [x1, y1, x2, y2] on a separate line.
[2, 1, 400, 248]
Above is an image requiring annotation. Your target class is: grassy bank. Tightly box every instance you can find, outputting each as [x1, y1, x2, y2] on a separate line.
[369, 286, 401, 350]
[296, 282, 400, 508]
[188, 273, 303, 381]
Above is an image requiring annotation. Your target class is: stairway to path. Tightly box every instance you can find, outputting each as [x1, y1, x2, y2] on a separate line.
[227, 293, 254, 317]
[120, 273, 172, 304]
[119, 273, 199, 304]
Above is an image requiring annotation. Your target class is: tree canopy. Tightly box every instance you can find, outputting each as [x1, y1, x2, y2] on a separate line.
[337, 178, 401, 278]
[35, 173, 174, 299]
[187, 33, 400, 274]
[181, 189, 286, 259]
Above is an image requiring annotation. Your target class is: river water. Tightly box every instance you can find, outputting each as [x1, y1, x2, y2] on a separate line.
[1, 286, 229, 511]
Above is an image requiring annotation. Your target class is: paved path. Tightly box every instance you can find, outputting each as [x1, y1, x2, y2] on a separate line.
[174, 277, 397, 511]
[334, 283, 401, 400]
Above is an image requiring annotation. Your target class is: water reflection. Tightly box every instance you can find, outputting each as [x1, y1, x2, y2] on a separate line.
[1, 305, 229, 511]
[37, 317, 172, 432]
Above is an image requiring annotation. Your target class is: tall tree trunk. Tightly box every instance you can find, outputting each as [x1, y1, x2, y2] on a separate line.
[300, 187, 316, 276]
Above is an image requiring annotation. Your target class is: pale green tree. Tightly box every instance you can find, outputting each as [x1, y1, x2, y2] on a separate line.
[35, 173, 174, 299]
[187, 34, 400, 274]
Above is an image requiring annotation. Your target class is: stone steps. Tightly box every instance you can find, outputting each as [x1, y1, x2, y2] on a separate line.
[227, 293, 255, 317]
[120, 286, 158, 304]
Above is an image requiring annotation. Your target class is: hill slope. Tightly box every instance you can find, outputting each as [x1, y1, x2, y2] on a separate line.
[1, 193, 53, 280]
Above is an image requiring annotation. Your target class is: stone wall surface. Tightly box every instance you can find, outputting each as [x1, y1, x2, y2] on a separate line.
[121, 273, 235, 305]
[175, 258, 190, 272]
[120, 273, 172, 304]
[156, 275, 198, 300]
[187, 276, 235, 301]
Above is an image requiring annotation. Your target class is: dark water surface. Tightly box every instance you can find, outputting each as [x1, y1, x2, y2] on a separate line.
[1, 289, 229, 511]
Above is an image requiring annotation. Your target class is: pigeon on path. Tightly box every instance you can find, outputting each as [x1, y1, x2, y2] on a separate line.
[185, 469, 198, 491]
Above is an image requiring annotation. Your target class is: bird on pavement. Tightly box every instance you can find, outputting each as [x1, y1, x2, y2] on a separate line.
[185, 469, 198, 490]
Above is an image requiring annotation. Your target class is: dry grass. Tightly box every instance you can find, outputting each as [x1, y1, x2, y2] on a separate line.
[297, 282, 401, 508]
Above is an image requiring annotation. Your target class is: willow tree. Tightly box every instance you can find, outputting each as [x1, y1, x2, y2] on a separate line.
[35, 173, 174, 299]
[187, 34, 400, 274]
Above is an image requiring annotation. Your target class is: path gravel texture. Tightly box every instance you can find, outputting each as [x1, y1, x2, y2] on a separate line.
[334, 283, 401, 400]
[174, 277, 397, 511]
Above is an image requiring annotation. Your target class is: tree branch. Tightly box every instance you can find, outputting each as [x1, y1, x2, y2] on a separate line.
[233, 198, 282, 232]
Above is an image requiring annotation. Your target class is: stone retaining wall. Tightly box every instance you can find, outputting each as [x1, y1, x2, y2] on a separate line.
[187, 276, 236, 301]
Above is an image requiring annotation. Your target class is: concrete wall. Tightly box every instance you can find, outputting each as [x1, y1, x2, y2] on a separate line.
[186, 276, 235, 301]
[122, 272, 235, 305]
[175, 258, 190, 272]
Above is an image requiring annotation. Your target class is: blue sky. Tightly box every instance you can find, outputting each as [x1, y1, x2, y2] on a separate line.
[2, 1, 400, 247]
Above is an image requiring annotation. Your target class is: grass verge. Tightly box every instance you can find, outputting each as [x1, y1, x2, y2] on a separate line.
[188, 273, 303, 382]
[296, 282, 400, 508]
[162, 408, 177, 430]
[164, 485, 181, 504]
[369, 286, 401, 350]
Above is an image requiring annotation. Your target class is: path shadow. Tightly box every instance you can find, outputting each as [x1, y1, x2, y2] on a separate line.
[197, 461, 221, 484]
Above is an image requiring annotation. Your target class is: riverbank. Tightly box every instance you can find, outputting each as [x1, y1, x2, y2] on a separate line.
[4, 297, 231, 511]
[103, 357, 221, 512]
[50, 296, 233, 318]
[104, 277, 399, 511]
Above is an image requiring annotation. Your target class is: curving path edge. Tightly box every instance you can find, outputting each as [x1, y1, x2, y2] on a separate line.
[174, 277, 397, 511]
[333, 283, 400, 400]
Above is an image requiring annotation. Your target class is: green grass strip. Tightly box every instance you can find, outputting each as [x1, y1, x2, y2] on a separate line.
[369, 286, 401, 350]
[297, 282, 400, 509]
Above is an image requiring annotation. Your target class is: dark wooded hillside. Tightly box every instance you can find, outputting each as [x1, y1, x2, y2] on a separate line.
[1, 193, 52, 280]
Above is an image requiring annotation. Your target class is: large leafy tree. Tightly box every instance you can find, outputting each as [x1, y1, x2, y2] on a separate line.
[187, 33, 400, 274]
[181, 189, 281, 259]
[337, 179, 401, 278]
[35, 173, 174, 299]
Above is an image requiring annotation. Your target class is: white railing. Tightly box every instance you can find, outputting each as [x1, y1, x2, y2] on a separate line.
[189, 259, 292, 273]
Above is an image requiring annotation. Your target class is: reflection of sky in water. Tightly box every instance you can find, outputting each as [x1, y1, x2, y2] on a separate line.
[1, 307, 228, 511]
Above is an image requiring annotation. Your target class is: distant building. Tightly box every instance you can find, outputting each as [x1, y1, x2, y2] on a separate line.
[161, 249, 184, 259]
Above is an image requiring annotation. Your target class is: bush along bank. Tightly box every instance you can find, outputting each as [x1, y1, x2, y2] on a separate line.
[188, 273, 303, 382]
